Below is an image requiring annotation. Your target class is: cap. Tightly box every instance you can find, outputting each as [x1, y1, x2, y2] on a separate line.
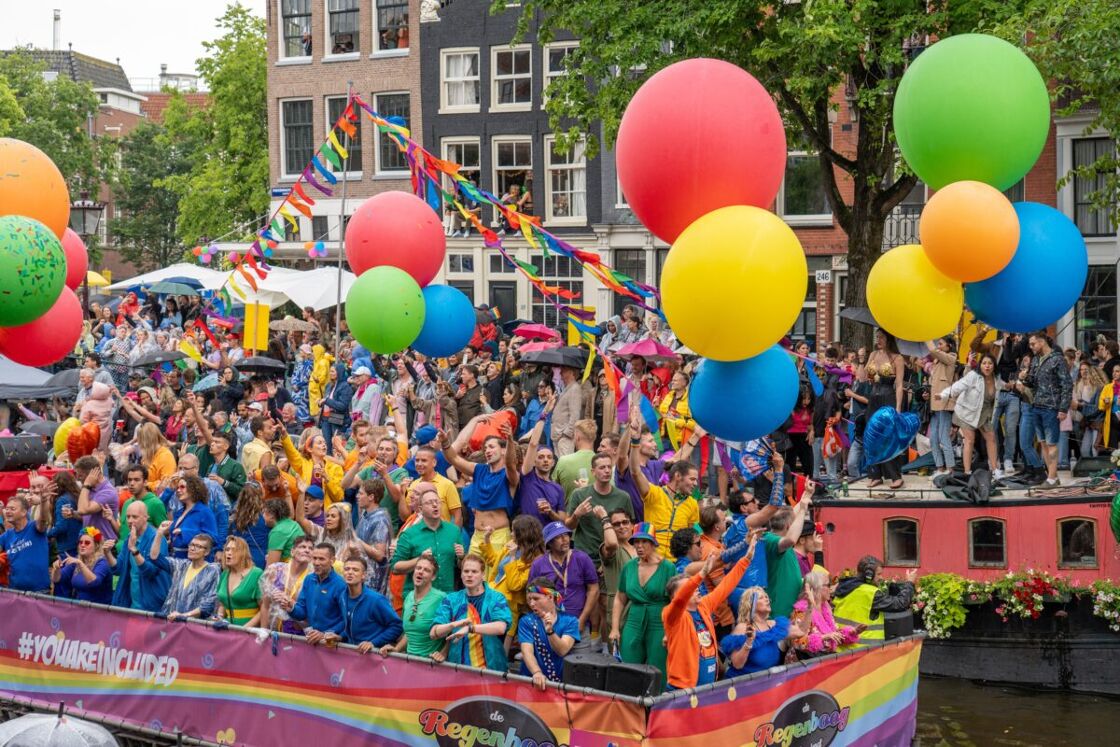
[542, 520, 571, 546]
[628, 521, 658, 546]
[414, 424, 438, 444]
[138, 386, 158, 402]
[352, 366, 372, 377]
[247, 401, 264, 412]
[305, 484, 325, 501]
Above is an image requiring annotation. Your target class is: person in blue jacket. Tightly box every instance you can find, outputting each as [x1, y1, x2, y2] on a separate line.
[320, 362, 354, 456]
[430, 554, 512, 672]
[108, 501, 170, 612]
[288, 542, 347, 643]
[168, 475, 218, 559]
[336, 556, 402, 652]
[47, 472, 83, 558]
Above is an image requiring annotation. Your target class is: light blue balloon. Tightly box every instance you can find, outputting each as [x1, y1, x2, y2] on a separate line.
[689, 345, 799, 442]
[412, 284, 475, 357]
[965, 202, 1088, 333]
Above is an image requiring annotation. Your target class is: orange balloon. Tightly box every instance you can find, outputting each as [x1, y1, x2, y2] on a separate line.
[919, 180, 1019, 282]
[0, 138, 70, 239]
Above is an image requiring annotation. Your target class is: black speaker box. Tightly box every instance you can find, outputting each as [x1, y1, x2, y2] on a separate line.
[0, 435, 49, 470]
[562, 652, 612, 690]
[1073, 456, 1112, 477]
[884, 610, 914, 640]
[605, 660, 662, 698]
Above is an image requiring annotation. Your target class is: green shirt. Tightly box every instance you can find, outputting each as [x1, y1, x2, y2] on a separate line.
[553, 450, 596, 498]
[402, 587, 447, 657]
[566, 485, 634, 566]
[267, 518, 305, 561]
[188, 443, 214, 477]
[763, 531, 803, 618]
[210, 455, 247, 503]
[114, 492, 168, 557]
[390, 519, 464, 595]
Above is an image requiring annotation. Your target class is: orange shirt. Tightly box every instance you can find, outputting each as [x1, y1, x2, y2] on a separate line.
[699, 534, 733, 627]
[254, 469, 298, 502]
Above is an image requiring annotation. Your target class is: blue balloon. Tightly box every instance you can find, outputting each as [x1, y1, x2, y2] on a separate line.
[689, 345, 798, 442]
[411, 284, 475, 357]
[861, 408, 920, 469]
[964, 202, 1087, 333]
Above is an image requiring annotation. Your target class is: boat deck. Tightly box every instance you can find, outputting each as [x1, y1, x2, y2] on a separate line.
[822, 469, 1117, 505]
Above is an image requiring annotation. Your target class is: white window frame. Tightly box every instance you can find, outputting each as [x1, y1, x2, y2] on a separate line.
[615, 171, 629, 209]
[373, 91, 410, 177]
[372, 0, 410, 58]
[323, 95, 362, 179]
[439, 48, 481, 114]
[542, 41, 578, 108]
[323, 0, 361, 62]
[491, 135, 533, 225]
[777, 149, 833, 227]
[441, 136, 481, 185]
[279, 97, 315, 181]
[490, 44, 533, 113]
[544, 135, 587, 226]
[276, 0, 313, 63]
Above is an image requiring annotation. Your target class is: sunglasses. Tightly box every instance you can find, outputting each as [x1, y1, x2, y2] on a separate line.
[409, 602, 419, 623]
[610, 520, 631, 528]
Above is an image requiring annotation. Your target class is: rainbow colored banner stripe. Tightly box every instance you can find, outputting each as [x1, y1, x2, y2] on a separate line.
[0, 591, 921, 746]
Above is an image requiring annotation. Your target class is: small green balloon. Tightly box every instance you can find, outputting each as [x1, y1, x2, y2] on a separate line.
[0, 215, 66, 327]
[893, 34, 1050, 191]
[345, 265, 426, 355]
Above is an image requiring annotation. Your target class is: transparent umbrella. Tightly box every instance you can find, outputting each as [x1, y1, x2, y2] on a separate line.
[0, 710, 119, 747]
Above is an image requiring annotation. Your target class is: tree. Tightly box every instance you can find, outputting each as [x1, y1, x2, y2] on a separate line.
[161, 4, 269, 245]
[512, 0, 1020, 346]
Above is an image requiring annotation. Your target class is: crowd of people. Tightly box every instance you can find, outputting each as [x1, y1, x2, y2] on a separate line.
[32, 296, 1106, 693]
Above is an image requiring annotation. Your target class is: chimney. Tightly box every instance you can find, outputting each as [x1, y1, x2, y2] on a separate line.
[52, 9, 61, 51]
[160, 63, 167, 86]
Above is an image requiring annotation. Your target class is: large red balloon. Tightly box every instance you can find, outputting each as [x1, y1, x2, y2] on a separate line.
[0, 286, 83, 366]
[345, 191, 446, 286]
[616, 58, 786, 243]
[61, 228, 89, 291]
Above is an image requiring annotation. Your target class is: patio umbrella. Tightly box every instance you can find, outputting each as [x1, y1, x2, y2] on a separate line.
[519, 346, 588, 368]
[159, 275, 205, 289]
[517, 340, 561, 353]
[86, 270, 111, 288]
[146, 281, 199, 296]
[269, 316, 319, 333]
[236, 356, 286, 373]
[0, 710, 119, 747]
[512, 323, 561, 341]
[193, 372, 221, 392]
[20, 420, 61, 437]
[614, 339, 681, 366]
[129, 350, 187, 368]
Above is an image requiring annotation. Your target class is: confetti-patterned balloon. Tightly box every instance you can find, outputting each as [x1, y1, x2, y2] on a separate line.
[0, 215, 66, 326]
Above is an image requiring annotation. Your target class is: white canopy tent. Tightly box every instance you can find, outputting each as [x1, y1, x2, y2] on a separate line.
[105, 263, 227, 290]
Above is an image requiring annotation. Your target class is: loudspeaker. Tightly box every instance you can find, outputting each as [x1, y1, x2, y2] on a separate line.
[0, 435, 49, 471]
[1073, 456, 1112, 477]
[605, 661, 662, 698]
[884, 610, 914, 640]
[562, 652, 612, 690]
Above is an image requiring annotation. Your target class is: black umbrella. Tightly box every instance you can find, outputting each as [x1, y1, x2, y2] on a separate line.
[237, 356, 286, 373]
[44, 368, 81, 389]
[130, 350, 187, 368]
[519, 345, 588, 368]
[839, 306, 932, 357]
[20, 420, 60, 437]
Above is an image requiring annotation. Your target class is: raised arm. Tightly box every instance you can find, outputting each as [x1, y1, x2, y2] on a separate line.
[189, 395, 213, 444]
[779, 495, 811, 551]
[501, 422, 520, 493]
[522, 395, 556, 476]
[627, 408, 651, 497]
[437, 428, 476, 476]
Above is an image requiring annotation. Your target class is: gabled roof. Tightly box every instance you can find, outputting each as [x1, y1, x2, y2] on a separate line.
[12, 49, 133, 92]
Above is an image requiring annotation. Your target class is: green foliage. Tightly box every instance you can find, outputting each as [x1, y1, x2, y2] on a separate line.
[914, 573, 988, 639]
[160, 4, 268, 245]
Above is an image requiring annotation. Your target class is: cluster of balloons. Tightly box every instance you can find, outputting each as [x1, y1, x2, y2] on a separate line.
[343, 191, 474, 356]
[305, 240, 328, 259]
[0, 138, 86, 367]
[616, 59, 801, 441]
[191, 243, 219, 264]
[870, 34, 1088, 339]
[55, 418, 101, 463]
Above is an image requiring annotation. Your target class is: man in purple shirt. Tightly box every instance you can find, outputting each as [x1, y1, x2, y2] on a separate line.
[528, 521, 599, 633]
[516, 399, 567, 524]
[614, 424, 664, 522]
[74, 455, 119, 542]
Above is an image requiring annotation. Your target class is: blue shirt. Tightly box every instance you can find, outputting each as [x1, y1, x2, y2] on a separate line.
[342, 587, 403, 647]
[517, 611, 581, 682]
[56, 557, 113, 604]
[233, 516, 271, 569]
[724, 514, 768, 613]
[292, 570, 347, 635]
[47, 493, 82, 557]
[721, 616, 790, 677]
[0, 521, 50, 591]
[111, 528, 170, 613]
[469, 462, 514, 514]
[433, 584, 512, 672]
[169, 503, 219, 559]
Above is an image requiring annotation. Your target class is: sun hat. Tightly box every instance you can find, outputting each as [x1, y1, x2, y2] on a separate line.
[628, 521, 658, 546]
[542, 520, 571, 546]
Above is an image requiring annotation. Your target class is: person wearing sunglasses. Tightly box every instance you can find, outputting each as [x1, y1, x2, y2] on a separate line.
[379, 554, 446, 659]
[52, 526, 113, 604]
[153, 530, 220, 621]
[518, 576, 580, 691]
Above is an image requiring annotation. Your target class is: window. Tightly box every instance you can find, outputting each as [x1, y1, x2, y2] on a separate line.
[327, 0, 359, 55]
[968, 519, 1006, 567]
[883, 518, 919, 566]
[281, 99, 314, 177]
[530, 254, 582, 326]
[1072, 138, 1116, 236]
[375, 0, 409, 51]
[1075, 266, 1117, 353]
[884, 179, 925, 249]
[311, 215, 330, 241]
[492, 138, 533, 219]
[374, 92, 409, 174]
[545, 137, 587, 224]
[448, 254, 474, 273]
[441, 49, 480, 112]
[492, 46, 531, 109]
[280, 0, 312, 58]
[489, 255, 514, 274]
[283, 219, 301, 242]
[543, 42, 577, 105]
[616, 172, 628, 208]
[1003, 179, 1025, 204]
[1058, 518, 1097, 568]
[654, 247, 669, 286]
[449, 280, 475, 303]
[326, 96, 361, 174]
[443, 139, 480, 185]
[779, 151, 831, 223]
[612, 249, 646, 316]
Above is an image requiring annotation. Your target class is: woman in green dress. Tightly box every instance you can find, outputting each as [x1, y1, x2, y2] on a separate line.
[216, 536, 264, 627]
[379, 555, 447, 659]
[608, 521, 676, 679]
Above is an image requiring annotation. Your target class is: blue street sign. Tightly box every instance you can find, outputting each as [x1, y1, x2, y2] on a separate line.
[270, 188, 292, 197]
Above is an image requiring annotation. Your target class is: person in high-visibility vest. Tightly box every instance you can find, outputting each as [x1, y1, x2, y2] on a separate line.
[832, 555, 916, 645]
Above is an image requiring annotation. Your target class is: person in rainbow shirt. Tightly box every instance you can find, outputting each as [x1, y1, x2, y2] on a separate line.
[429, 554, 511, 671]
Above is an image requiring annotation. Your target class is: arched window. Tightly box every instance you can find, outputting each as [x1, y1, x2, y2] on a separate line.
[883, 517, 919, 566]
[1058, 518, 1097, 569]
[968, 518, 1006, 568]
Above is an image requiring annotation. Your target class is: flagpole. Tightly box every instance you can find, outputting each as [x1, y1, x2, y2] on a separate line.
[335, 79, 353, 354]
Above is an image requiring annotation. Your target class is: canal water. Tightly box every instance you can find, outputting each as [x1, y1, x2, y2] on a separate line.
[916, 676, 1116, 746]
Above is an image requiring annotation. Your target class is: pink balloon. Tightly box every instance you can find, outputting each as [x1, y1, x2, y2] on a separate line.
[616, 58, 786, 244]
[345, 191, 446, 286]
[61, 228, 89, 291]
[0, 286, 83, 366]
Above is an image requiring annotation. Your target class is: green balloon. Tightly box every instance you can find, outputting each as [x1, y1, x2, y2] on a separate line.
[893, 34, 1050, 191]
[345, 265, 426, 354]
[0, 215, 66, 327]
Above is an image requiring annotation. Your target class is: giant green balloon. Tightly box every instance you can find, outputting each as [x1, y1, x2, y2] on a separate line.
[893, 34, 1049, 191]
[345, 265, 425, 355]
[0, 215, 66, 326]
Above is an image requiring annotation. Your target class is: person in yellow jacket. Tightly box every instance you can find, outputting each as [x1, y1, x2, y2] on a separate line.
[279, 428, 344, 508]
[832, 556, 915, 646]
[477, 514, 545, 646]
[1097, 365, 1120, 450]
[308, 344, 333, 418]
[658, 371, 696, 451]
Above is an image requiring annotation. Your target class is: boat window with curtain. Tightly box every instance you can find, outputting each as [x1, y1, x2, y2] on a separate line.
[1058, 518, 1097, 569]
[968, 518, 1006, 568]
[883, 518, 919, 566]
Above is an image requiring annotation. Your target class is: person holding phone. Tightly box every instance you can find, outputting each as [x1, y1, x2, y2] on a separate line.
[52, 527, 113, 604]
[721, 587, 806, 677]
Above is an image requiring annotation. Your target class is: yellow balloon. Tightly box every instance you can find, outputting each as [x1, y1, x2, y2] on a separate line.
[54, 417, 80, 459]
[661, 206, 808, 361]
[867, 244, 963, 341]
